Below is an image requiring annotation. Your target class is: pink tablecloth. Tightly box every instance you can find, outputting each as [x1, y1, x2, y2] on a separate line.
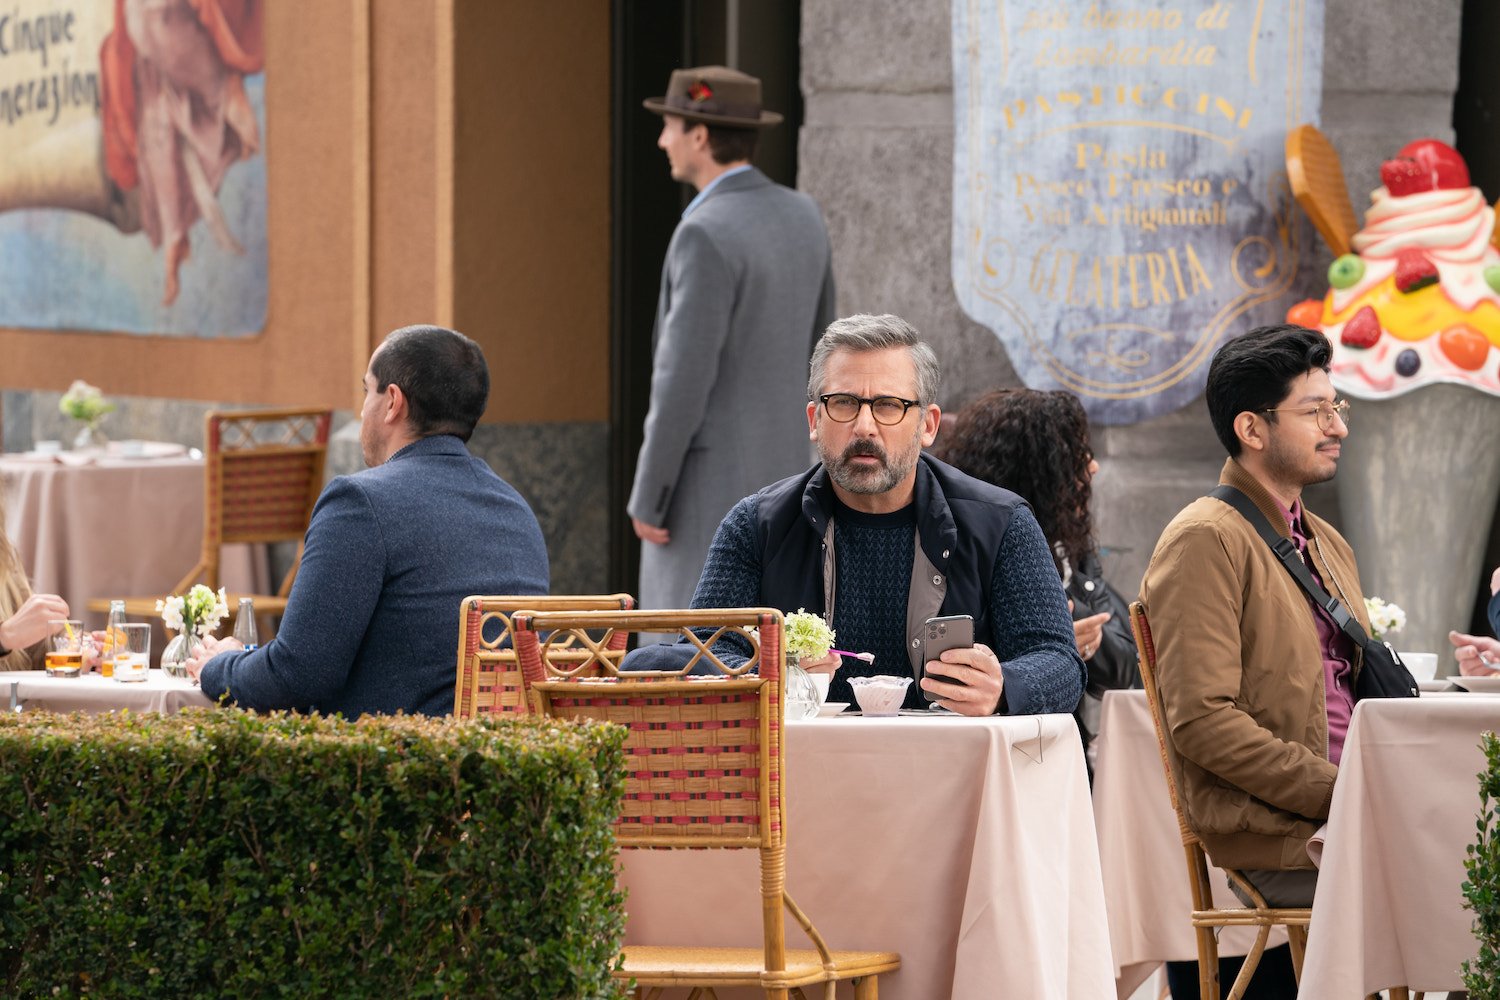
[1297, 693, 1500, 997]
[1093, 690, 1287, 998]
[1, 453, 267, 631]
[2, 668, 213, 714]
[620, 713, 1116, 999]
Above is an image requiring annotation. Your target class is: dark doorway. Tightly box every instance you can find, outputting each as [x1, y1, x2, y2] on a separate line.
[608, 1, 803, 594]
[1455, 0, 1500, 638]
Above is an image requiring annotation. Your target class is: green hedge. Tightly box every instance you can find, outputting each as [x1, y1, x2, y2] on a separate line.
[0, 709, 627, 999]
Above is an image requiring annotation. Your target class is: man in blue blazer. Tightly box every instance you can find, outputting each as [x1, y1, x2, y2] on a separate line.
[186, 325, 549, 717]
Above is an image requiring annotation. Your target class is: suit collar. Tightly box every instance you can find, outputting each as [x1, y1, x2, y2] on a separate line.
[387, 434, 469, 464]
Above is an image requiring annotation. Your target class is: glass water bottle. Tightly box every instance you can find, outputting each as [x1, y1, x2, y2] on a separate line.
[233, 598, 259, 651]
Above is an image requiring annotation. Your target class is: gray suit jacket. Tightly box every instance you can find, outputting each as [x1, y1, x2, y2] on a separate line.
[628, 166, 835, 612]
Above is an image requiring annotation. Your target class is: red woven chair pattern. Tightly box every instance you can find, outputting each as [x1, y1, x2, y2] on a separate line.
[512, 608, 900, 999]
[451, 594, 633, 718]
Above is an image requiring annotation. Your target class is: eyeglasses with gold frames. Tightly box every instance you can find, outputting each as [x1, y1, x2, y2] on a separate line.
[1257, 398, 1351, 433]
[817, 393, 922, 426]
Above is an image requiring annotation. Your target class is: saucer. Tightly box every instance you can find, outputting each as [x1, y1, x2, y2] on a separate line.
[1450, 675, 1500, 694]
[817, 701, 849, 717]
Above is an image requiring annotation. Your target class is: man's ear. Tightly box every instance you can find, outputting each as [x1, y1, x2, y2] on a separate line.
[1234, 411, 1265, 453]
[384, 383, 410, 427]
[919, 404, 941, 448]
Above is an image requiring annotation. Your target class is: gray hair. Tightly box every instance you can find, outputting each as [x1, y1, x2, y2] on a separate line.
[807, 313, 941, 404]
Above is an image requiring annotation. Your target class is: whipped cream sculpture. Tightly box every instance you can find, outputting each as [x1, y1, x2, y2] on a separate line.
[1286, 140, 1500, 398]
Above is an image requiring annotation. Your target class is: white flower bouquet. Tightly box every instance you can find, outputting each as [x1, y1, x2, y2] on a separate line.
[158, 585, 229, 641]
[58, 380, 115, 425]
[1364, 596, 1406, 640]
[784, 609, 836, 661]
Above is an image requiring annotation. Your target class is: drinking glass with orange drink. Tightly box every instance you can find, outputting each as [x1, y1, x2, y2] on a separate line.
[45, 619, 85, 677]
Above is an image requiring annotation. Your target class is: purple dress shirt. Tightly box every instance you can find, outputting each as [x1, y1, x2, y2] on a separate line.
[1277, 499, 1357, 764]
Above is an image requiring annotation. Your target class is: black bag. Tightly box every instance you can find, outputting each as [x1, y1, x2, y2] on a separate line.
[1210, 486, 1418, 701]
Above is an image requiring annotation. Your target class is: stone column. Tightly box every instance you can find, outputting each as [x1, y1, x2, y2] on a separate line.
[1338, 387, 1500, 662]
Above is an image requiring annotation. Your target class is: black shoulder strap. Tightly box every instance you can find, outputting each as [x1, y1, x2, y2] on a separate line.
[1209, 485, 1371, 650]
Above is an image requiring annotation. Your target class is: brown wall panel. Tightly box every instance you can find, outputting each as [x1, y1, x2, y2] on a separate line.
[451, 0, 611, 423]
[0, 1, 362, 410]
[371, 0, 440, 358]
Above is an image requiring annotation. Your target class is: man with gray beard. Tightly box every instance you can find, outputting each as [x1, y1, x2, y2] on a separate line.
[687, 314, 1083, 715]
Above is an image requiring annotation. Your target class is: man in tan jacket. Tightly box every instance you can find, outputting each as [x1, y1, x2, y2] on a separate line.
[1141, 323, 1372, 910]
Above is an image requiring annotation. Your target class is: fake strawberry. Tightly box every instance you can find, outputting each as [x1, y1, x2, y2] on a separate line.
[1340, 306, 1381, 349]
[1393, 248, 1439, 293]
[1380, 158, 1431, 197]
[1398, 139, 1470, 190]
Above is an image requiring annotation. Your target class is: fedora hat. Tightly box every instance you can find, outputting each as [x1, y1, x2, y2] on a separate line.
[643, 66, 783, 130]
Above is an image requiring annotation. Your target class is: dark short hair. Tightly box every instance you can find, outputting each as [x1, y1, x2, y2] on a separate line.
[370, 325, 489, 442]
[698, 122, 758, 165]
[1205, 324, 1332, 457]
[935, 388, 1094, 574]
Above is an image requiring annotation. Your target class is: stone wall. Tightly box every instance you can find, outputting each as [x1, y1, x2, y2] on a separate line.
[798, 0, 1465, 597]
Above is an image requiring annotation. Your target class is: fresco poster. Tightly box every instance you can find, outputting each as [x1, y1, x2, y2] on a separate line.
[0, 0, 267, 336]
[953, 0, 1324, 423]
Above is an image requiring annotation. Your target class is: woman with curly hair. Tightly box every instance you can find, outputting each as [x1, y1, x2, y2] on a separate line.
[0, 496, 68, 670]
[935, 388, 1137, 763]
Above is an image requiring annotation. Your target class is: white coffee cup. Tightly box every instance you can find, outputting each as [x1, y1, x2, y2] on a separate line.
[119, 439, 146, 457]
[1399, 652, 1438, 681]
[33, 440, 60, 455]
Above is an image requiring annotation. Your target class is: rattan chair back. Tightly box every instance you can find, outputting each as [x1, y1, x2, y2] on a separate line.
[452, 594, 633, 718]
[200, 408, 331, 597]
[1130, 602, 1310, 1000]
[512, 607, 900, 998]
[88, 407, 331, 623]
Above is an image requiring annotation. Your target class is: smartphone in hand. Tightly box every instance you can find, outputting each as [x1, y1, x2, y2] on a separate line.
[921, 614, 975, 703]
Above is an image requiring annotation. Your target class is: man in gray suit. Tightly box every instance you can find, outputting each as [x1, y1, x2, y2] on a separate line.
[629, 65, 836, 614]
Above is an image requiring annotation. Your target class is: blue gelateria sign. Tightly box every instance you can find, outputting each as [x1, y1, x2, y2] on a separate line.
[952, 0, 1324, 424]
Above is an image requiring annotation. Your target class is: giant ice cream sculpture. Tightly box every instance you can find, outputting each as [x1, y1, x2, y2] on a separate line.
[1287, 135, 1500, 660]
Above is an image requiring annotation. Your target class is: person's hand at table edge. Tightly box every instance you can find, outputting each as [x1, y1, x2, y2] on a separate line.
[184, 635, 245, 685]
[631, 517, 670, 546]
[0, 592, 70, 653]
[1450, 630, 1500, 676]
[921, 642, 1003, 716]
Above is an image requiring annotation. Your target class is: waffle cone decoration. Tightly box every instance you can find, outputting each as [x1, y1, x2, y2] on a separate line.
[1284, 132, 1500, 400]
[1286, 123, 1360, 257]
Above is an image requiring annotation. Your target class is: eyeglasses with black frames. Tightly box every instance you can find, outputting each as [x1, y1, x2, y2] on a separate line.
[817, 393, 922, 426]
[1258, 398, 1351, 433]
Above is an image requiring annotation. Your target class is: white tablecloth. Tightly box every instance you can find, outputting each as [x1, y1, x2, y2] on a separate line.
[1297, 693, 1500, 997]
[619, 712, 1116, 999]
[1, 668, 213, 714]
[1094, 689, 1288, 998]
[1, 452, 267, 633]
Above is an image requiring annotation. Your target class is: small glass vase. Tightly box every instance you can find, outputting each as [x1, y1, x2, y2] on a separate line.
[783, 652, 821, 721]
[161, 631, 195, 678]
[72, 420, 107, 451]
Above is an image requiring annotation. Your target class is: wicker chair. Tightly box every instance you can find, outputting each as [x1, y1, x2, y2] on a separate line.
[512, 608, 901, 1000]
[452, 594, 633, 718]
[1128, 602, 1312, 1000]
[89, 408, 332, 622]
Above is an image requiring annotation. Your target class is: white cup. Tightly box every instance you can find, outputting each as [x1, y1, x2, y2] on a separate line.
[33, 440, 60, 455]
[809, 671, 831, 705]
[119, 439, 146, 458]
[1399, 652, 1438, 682]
